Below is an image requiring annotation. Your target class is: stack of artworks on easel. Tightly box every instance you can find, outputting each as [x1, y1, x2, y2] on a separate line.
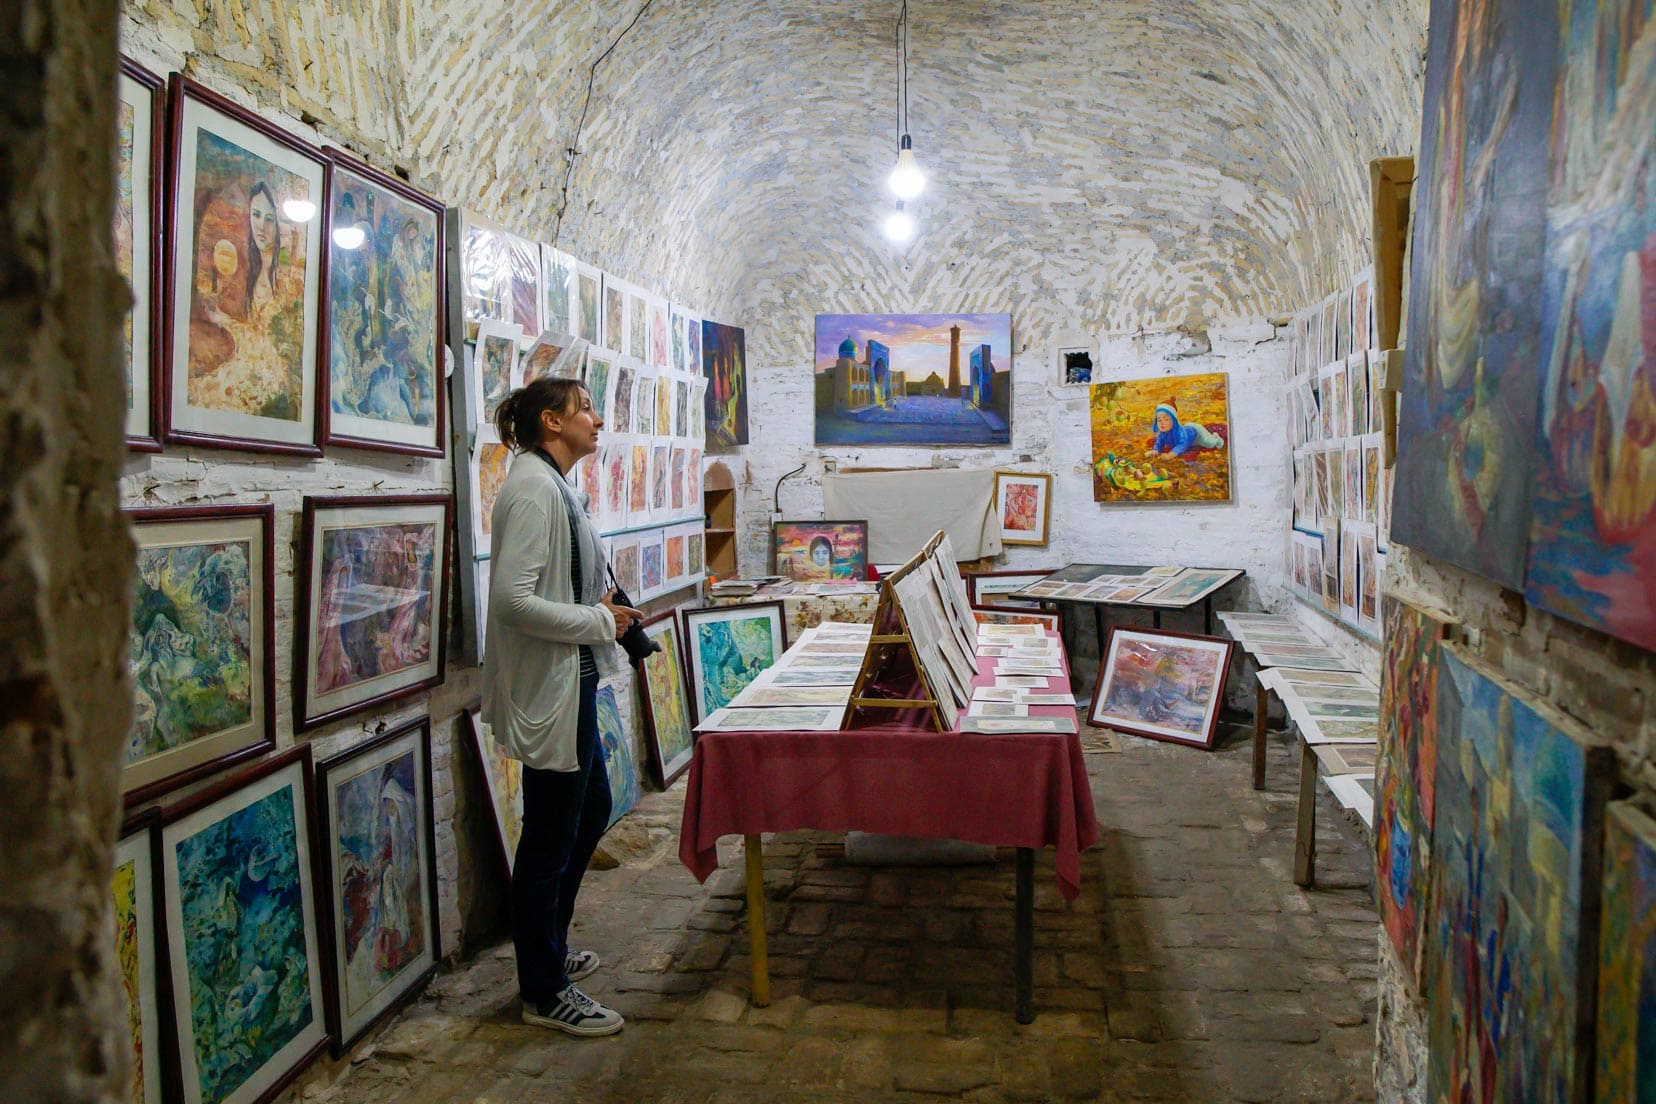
[457, 211, 719, 659]
[1284, 268, 1388, 639]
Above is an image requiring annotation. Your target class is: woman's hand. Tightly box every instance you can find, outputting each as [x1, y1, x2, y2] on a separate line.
[599, 589, 643, 638]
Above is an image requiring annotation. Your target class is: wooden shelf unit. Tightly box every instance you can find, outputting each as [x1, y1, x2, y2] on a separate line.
[703, 460, 738, 578]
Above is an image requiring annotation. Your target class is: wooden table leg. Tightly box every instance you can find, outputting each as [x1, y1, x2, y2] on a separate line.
[1014, 847, 1034, 1024]
[1293, 743, 1318, 887]
[744, 833, 771, 1006]
[1252, 682, 1270, 791]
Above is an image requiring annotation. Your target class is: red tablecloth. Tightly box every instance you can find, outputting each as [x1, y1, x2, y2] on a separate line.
[678, 632, 1100, 900]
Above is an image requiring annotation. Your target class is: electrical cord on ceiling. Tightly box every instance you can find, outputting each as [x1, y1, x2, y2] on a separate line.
[895, 0, 909, 142]
[552, 0, 658, 246]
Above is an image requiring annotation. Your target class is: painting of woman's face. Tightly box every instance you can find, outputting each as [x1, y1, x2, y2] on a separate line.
[249, 188, 278, 257]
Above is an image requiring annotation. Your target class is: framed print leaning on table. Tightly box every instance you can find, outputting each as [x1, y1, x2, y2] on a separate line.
[682, 602, 787, 722]
[772, 519, 868, 582]
[165, 76, 327, 455]
[1089, 626, 1233, 749]
[637, 611, 696, 788]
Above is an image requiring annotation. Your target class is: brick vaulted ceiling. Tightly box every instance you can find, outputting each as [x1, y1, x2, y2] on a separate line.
[133, 0, 1426, 329]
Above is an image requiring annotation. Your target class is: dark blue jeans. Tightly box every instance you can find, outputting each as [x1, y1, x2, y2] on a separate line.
[512, 670, 612, 1008]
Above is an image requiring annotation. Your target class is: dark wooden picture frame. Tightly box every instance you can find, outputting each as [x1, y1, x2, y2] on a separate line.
[964, 568, 1057, 610]
[312, 716, 441, 1054]
[158, 745, 331, 1104]
[1087, 625, 1234, 749]
[770, 518, 869, 582]
[124, 502, 277, 806]
[119, 56, 167, 453]
[113, 805, 177, 1104]
[162, 74, 327, 456]
[680, 600, 789, 724]
[317, 147, 447, 457]
[293, 493, 452, 731]
[637, 610, 696, 788]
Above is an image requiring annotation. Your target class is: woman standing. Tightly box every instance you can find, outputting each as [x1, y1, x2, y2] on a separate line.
[483, 377, 640, 1037]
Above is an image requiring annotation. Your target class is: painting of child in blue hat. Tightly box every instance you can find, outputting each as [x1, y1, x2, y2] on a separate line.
[1090, 373, 1232, 503]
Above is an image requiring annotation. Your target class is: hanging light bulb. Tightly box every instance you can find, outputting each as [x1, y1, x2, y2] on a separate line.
[888, 134, 925, 199]
[331, 225, 367, 250]
[282, 198, 317, 223]
[883, 200, 915, 243]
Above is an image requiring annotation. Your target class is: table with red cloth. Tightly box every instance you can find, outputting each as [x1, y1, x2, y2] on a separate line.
[678, 630, 1099, 1022]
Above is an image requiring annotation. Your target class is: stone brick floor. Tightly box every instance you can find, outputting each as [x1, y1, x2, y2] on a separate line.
[311, 718, 1380, 1103]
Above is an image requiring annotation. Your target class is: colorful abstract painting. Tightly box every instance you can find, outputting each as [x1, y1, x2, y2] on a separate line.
[685, 604, 785, 720]
[114, 823, 161, 1104]
[318, 720, 436, 1048]
[300, 497, 448, 729]
[612, 538, 642, 599]
[641, 537, 664, 594]
[471, 440, 511, 554]
[1427, 647, 1612, 1104]
[324, 161, 441, 451]
[1596, 801, 1656, 1103]
[628, 445, 649, 514]
[703, 319, 750, 448]
[126, 506, 272, 800]
[163, 753, 326, 1104]
[813, 313, 1012, 446]
[595, 686, 640, 829]
[1392, 0, 1558, 589]
[1089, 372, 1232, 503]
[1524, 0, 1656, 653]
[473, 321, 518, 425]
[168, 83, 325, 451]
[771, 520, 868, 582]
[639, 615, 694, 786]
[467, 709, 522, 873]
[1087, 627, 1232, 748]
[586, 351, 614, 422]
[1375, 596, 1449, 985]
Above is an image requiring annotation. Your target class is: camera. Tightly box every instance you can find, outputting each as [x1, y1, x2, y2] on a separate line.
[608, 579, 660, 666]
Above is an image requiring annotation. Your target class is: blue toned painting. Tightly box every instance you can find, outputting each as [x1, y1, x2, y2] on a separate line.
[595, 686, 639, 829]
[693, 616, 779, 717]
[316, 522, 436, 696]
[175, 785, 314, 1104]
[1597, 802, 1656, 1103]
[1427, 648, 1611, 1104]
[333, 750, 425, 1019]
[326, 170, 438, 431]
[814, 313, 1012, 446]
[1524, 0, 1656, 654]
[128, 540, 254, 764]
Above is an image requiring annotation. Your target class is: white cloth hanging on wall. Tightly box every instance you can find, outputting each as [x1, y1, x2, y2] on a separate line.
[822, 468, 1001, 562]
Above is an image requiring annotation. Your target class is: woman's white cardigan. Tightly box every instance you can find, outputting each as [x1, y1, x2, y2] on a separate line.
[481, 454, 616, 771]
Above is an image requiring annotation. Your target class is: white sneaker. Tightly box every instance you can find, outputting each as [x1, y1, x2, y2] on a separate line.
[522, 984, 624, 1037]
[565, 949, 600, 982]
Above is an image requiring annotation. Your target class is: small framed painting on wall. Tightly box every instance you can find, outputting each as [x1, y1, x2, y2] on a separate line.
[995, 471, 1052, 546]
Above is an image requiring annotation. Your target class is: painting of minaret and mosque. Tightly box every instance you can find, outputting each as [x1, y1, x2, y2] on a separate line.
[813, 313, 1012, 446]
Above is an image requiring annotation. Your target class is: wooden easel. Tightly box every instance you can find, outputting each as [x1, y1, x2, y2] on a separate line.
[843, 532, 950, 731]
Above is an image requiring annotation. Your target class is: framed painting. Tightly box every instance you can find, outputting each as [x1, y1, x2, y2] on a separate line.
[812, 312, 1012, 446]
[1088, 627, 1233, 748]
[595, 685, 641, 829]
[164, 76, 326, 456]
[119, 57, 165, 452]
[1597, 801, 1656, 1101]
[703, 318, 750, 448]
[470, 319, 520, 428]
[114, 809, 167, 1104]
[160, 746, 329, 1104]
[1090, 372, 1232, 502]
[682, 601, 787, 722]
[319, 149, 445, 455]
[457, 209, 539, 339]
[125, 504, 275, 803]
[966, 569, 1055, 608]
[637, 612, 695, 788]
[1392, 0, 1558, 590]
[1427, 646, 1613, 1104]
[771, 519, 869, 582]
[313, 716, 440, 1053]
[1524, 0, 1656, 653]
[995, 471, 1052, 546]
[294, 494, 451, 730]
[465, 707, 521, 874]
